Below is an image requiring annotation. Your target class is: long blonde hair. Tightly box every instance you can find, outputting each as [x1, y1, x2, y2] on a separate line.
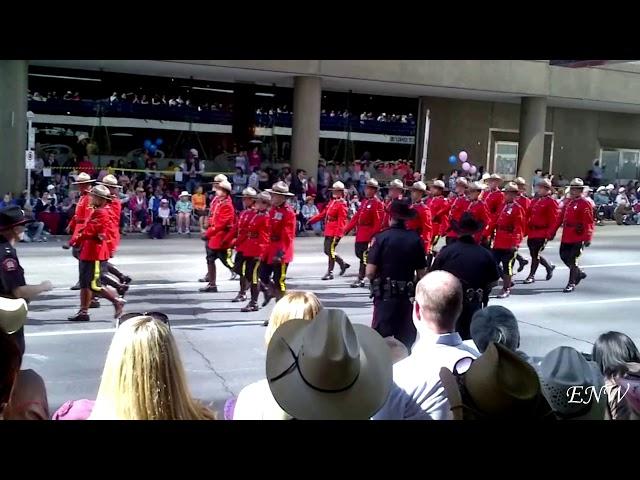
[265, 291, 322, 345]
[90, 316, 215, 420]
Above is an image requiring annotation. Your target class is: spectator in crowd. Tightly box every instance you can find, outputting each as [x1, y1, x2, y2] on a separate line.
[614, 187, 633, 224]
[469, 306, 531, 362]
[248, 146, 262, 171]
[129, 187, 148, 232]
[289, 169, 306, 201]
[148, 191, 164, 221]
[234, 292, 322, 419]
[592, 331, 640, 420]
[373, 271, 480, 420]
[440, 342, 554, 420]
[0, 193, 17, 209]
[175, 191, 193, 235]
[20, 205, 46, 243]
[88, 315, 215, 420]
[258, 170, 270, 191]
[44, 153, 59, 169]
[77, 156, 95, 176]
[157, 198, 173, 235]
[306, 176, 318, 199]
[265, 308, 393, 420]
[447, 169, 458, 192]
[46, 185, 58, 207]
[531, 168, 543, 195]
[537, 346, 607, 420]
[232, 167, 248, 210]
[191, 186, 207, 232]
[180, 149, 203, 194]
[248, 167, 260, 190]
[235, 150, 248, 174]
[0, 298, 50, 420]
[301, 195, 322, 235]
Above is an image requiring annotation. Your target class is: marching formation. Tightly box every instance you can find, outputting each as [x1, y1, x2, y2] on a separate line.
[50, 170, 595, 332]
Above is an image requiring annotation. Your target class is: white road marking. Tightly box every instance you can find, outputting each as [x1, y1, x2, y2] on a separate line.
[499, 296, 640, 310]
[23, 353, 49, 361]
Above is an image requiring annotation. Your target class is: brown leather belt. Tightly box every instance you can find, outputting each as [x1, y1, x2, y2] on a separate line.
[271, 236, 281, 241]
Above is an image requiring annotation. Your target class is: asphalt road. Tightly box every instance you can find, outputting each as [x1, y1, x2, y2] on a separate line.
[17, 224, 640, 416]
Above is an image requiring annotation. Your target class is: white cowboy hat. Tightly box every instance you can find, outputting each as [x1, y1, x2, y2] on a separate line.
[242, 187, 258, 198]
[388, 179, 404, 190]
[215, 181, 232, 193]
[569, 178, 585, 188]
[72, 172, 96, 185]
[366, 178, 380, 189]
[88, 184, 113, 202]
[257, 191, 271, 203]
[481, 173, 491, 182]
[537, 178, 553, 189]
[328, 181, 346, 191]
[180, 191, 191, 197]
[266, 181, 294, 197]
[502, 182, 519, 193]
[98, 174, 123, 189]
[189, 148, 199, 157]
[266, 309, 392, 420]
[514, 177, 527, 186]
[606, 184, 614, 190]
[213, 174, 228, 184]
[455, 177, 469, 187]
[468, 181, 487, 192]
[410, 181, 427, 192]
[596, 186, 605, 192]
[537, 346, 607, 420]
[0, 297, 28, 334]
[431, 180, 446, 189]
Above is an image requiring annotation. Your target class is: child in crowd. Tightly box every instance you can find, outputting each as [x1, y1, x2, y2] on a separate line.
[191, 186, 207, 232]
[157, 198, 172, 235]
[301, 195, 322, 235]
[175, 191, 193, 235]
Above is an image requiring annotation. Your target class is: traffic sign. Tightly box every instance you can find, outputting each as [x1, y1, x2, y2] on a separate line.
[25, 150, 35, 170]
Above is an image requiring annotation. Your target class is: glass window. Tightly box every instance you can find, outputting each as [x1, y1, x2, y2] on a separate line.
[494, 142, 518, 180]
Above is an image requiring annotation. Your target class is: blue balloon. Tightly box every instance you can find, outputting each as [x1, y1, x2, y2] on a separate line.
[148, 144, 157, 153]
[155, 138, 163, 146]
[143, 139, 152, 149]
[448, 155, 457, 164]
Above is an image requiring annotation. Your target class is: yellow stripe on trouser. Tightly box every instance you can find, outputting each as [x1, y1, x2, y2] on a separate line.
[507, 250, 518, 276]
[227, 249, 234, 269]
[330, 237, 337, 259]
[91, 261, 102, 292]
[242, 260, 246, 276]
[363, 249, 368, 264]
[253, 260, 260, 285]
[279, 263, 286, 292]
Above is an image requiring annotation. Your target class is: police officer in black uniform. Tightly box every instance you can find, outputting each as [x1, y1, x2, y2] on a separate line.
[367, 201, 428, 350]
[431, 212, 501, 340]
[0, 206, 53, 353]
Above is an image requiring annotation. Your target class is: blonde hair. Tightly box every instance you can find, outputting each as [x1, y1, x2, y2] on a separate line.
[265, 291, 322, 345]
[90, 316, 215, 420]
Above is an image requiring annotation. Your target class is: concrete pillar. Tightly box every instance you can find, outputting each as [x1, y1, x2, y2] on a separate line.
[0, 61, 28, 197]
[291, 76, 321, 181]
[517, 97, 547, 179]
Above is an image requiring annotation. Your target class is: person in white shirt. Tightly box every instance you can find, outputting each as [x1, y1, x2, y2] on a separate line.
[615, 187, 629, 207]
[372, 271, 480, 420]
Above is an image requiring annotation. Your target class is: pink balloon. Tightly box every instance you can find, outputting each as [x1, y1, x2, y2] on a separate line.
[462, 162, 471, 171]
[469, 165, 477, 175]
[459, 151, 468, 162]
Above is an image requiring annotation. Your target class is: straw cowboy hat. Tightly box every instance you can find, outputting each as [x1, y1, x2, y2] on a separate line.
[514, 177, 527, 186]
[455, 177, 469, 188]
[538, 178, 553, 189]
[266, 181, 294, 196]
[537, 346, 607, 420]
[242, 187, 258, 198]
[0, 297, 28, 335]
[215, 180, 232, 193]
[481, 173, 491, 182]
[98, 174, 123, 189]
[569, 178, 585, 188]
[179, 191, 191, 198]
[431, 179, 446, 189]
[468, 181, 486, 192]
[366, 178, 380, 189]
[89, 184, 113, 202]
[388, 179, 404, 190]
[439, 342, 554, 420]
[502, 182, 519, 193]
[410, 181, 427, 192]
[328, 181, 346, 191]
[488, 173, 503, 181]
[257, 191, 272, 203]
[213, 174, 228, 184]
[266, 309, 392, 420]
[72, 172, 96, 185]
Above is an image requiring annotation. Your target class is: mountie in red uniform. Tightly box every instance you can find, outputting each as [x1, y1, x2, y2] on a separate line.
[446, 194, 470, 241]
[555, 195, 595, 292]
[105, 197, 122, 256]
[492, 200, 526, 297]
[425, 194, 450, 240]
[524, 194, 559, 283]
[239, 209, 271, 312]
[69, 193, 91, 247]
[234, 208, 257, 256]
[201, 195, 236, 291]
[381, 196, 405, 231]
[309, 197, 350, 279]
[261, 202, 297, 302]
[406, 200, 433, 254]
[465, 199, 492, 244]
[230, 207, 257, 295]
[344, 195, 384, 286]
[485, 189, 505, 226]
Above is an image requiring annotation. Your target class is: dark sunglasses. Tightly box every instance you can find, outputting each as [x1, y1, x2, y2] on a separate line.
[116, 312, 170, 329]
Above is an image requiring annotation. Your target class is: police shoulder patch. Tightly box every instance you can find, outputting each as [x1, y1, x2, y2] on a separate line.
[2, 257, 18, 272]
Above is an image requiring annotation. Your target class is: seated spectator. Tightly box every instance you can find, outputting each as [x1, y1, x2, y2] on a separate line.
[592, 331, 640, 420]
[469, 306, 530, 361]
[129, 187, 148, 232]
[175, 191, 193, 235]
[372, 271, 480, 420]
[301, 195, 322, 235]
[191, 186, 207, 231]
[440, 342, 554, 420]
[234, 291, 322, 419]
[537, 346, 607, 420]
[148, 217, 167, 240]
[0, 193, 17, 209]
[265, 308, 392, 420]
[20, 205, 46, 243]
[0, 298, 50, 420]
[148, 191, 164, 220]
[157, 198, 173, 235]
[89, 315, 215, 420]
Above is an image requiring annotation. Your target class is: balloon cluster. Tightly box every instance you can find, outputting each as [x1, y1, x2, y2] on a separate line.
[448, 150, 477, 175]
[143, 138, 164, 154]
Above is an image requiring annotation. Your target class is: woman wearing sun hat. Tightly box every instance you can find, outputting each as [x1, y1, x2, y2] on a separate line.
[308, 181, 350, 281]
